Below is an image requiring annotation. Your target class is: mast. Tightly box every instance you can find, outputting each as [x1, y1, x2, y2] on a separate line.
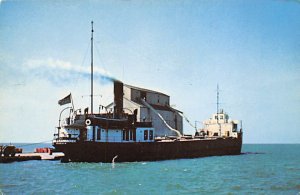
[217, 84, 221, 136]
[217, 84, 219, 116]
[91, 21, 94, 114]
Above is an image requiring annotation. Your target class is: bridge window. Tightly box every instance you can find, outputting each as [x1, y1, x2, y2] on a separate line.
[149, 130, 153, 140]
[233, 124, 237, 131]
[220, 115, 223, 119]
[144, 130, 148, 140]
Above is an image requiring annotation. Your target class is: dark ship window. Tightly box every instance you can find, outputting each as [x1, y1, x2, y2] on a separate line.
[126, 130, 129, 141]
[149, 130, 153, 140]
[220, 115, 223, 119]
[133, 130, 136, 141]
[141, 91, 147, 101]
[144, 130, 148, 140]
[97, 128, 101, 140]
[122, 130, 126, 141]
[129, 130, 133, 140]
[215, 116, 218, 119]
[233, 124, 238, 131]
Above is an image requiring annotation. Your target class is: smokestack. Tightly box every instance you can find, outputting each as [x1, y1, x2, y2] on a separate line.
[114, 80, 123, 118]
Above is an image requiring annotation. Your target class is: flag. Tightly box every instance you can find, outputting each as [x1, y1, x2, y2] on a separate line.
[58, 93, 72, 106]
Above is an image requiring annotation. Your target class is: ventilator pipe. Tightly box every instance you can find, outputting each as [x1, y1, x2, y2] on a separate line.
[58, 106, 72, 128]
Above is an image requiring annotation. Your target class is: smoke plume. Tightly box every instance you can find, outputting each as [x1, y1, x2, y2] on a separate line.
[24, 58, 118, 85]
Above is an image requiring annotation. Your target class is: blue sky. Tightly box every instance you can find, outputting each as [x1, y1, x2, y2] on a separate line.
[0, 0, 299, 143]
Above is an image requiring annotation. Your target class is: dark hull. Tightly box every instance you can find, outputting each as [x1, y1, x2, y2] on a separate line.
[54, 136, 242, 163]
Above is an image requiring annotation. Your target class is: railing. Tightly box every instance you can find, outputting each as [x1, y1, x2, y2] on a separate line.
[53, 132, 79, 144]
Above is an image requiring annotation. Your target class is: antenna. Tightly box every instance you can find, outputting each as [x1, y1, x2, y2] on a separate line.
[91, 21, 94, 114]
[216, 84, 221, 136]
[217, 84, 219, 115]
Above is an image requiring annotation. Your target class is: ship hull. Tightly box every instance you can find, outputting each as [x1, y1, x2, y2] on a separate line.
[54, 136, 242, 163]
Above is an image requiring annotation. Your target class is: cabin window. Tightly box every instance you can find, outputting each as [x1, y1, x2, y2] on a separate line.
[97, 128, 101, 140]
[123, 130, 126, 141]
[129, 130, 133, 140]
[126, 130, 129, 141]
[141, 91, 147, 101]
[144, 130, 148, 140]
[233, 124, 237, 131]
[133, 129, 136, 141]
[220, 115, 223, 119]
[149, 130, 153, 140]
[215, 116, 218, 120]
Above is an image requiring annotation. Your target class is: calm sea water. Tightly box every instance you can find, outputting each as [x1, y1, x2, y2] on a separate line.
[0, 144, 299, 194]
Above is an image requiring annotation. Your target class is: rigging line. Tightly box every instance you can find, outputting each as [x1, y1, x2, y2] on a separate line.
[74, 42, 90, 85]
[94, 41, 108, 73]
[102, 32, 159, 68]
[93, 31, 164, 81]
[81, 42, 90, 69]
[120, 44, 157, 65]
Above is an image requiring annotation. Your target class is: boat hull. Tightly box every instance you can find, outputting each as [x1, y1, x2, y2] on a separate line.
[54, 136, 242, 163]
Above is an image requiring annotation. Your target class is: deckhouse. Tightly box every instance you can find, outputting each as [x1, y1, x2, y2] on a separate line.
[109, 81, 183, 136]
[197, 109, 240, 138]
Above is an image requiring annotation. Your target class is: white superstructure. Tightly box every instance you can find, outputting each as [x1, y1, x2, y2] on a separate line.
[196, 109, 240, 138]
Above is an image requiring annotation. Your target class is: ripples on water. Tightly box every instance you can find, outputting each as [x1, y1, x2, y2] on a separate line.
[0, 144, 300, 194]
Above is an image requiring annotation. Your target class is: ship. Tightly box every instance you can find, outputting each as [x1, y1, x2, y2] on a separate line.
[52, 22, 243, 163]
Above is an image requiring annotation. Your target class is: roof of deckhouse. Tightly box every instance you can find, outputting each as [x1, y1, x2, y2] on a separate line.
[123, 97, 182, 113]
[124, 84, 169, 97]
